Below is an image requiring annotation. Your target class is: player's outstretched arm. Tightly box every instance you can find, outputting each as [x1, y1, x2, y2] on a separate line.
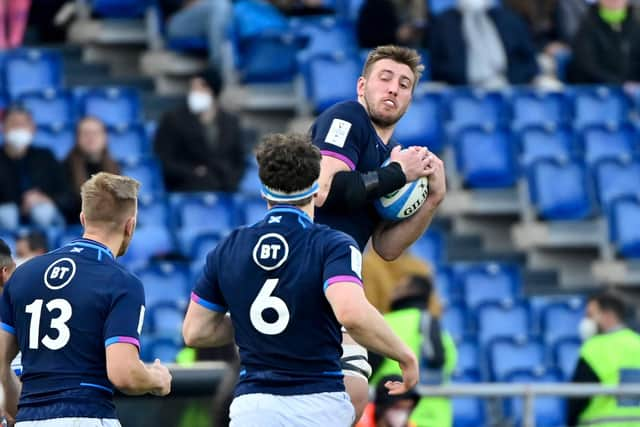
[106, 343, 172, 396]
[325, 283, 418, 395]
[183, 301, 234, 348]
[372, 150, 446, 261]
[0, 330, 20, 422]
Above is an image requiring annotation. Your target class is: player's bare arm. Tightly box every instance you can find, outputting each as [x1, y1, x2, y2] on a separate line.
[106, 343, 172, 396]
[183, 302, 234, 348]
[372, 151, 446, 260]
[0, 330, 20, 422]
[325, 282, 419, 395]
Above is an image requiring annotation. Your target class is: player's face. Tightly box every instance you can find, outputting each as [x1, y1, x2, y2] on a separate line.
[358, 59, 414, 129]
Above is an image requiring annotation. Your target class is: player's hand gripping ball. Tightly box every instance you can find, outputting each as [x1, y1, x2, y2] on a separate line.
[374, 158, 429, 221]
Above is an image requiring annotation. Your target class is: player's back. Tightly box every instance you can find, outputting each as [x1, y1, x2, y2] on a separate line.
[198, 206, 362, 396]
[0, 238, 144, 420]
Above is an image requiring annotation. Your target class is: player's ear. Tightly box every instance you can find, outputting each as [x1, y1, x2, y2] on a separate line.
[356, 76, 366, 97]
[125, 216, 136, 236]
[79, 212, 85, 228]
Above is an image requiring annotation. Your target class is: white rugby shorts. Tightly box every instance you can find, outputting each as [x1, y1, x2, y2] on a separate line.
[16, 418, 121, 427]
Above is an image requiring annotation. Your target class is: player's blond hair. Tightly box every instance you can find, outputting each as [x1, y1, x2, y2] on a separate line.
[81, 172, 140, 229]
[362, 45, 424, 90]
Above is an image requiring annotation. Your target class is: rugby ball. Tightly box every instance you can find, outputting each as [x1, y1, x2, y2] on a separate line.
[374, 159, 429, 221]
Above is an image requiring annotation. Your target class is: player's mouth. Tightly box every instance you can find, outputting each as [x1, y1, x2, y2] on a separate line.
[382, 98, 396, 108]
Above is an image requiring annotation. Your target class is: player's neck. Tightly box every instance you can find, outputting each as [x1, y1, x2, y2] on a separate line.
[371, 123, 394, 145]
[268, 203, 315, 221]
[81, 231, 119, 258]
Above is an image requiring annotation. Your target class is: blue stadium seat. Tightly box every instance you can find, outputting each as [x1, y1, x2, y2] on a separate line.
[147, 302, 184, 336]
[234, 31, 306, 83]
[518, 125, 574, 167]
[119, 225, 174, 269]
[429, 0, 457, 15]
[442, 304, 467, 343]
[393, 93, 445, 152]
[56, 225, 84, 247]
[580, 123, 637, 166]
[91, 0, 148, 18]
[304, 52, 360, 113]
[456, 339, 480, 377]
[108, 124, 147, 164]
[239, 159, 261, 196]
[451, 369, 486, 427]
[33, 124, 74, 161]
[572, 87, 630, 129]
[409, 229, 444, 268]
[137, 195, 169, 227]
[608, 196, 640, 258]
[475, 301, 531, 346]
[4, 49, 62, 98]
[488, 336, 545, 381]
[454, 126, 517, 188]
[121, 159, 164, 199]
[504, 368, 565, 427]
[510, 90, 569, 130]
[171, 192, 235, 254]
[461, 263, 520, 310]
[292, 17, 357, 62]
[18, 89, 73, 126]
[594, 159, 640, 209]
[447, 90, 507, 132]
[541, 300, 584, 347]
[527, 159, 593, 220]
[136, 261, 190, 308]
[435, 266, 460, 306]
[146, 337, 182, 363]
[553, 336, 581, 380]
[190, 232, 222, 264]
[241, 195, 268, 226]
[78, 87, 140, 127]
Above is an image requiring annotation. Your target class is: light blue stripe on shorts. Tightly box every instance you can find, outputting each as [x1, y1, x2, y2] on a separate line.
[229, 391, 355, 427]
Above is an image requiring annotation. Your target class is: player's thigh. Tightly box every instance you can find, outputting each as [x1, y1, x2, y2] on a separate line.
[16, 418, 121, 427]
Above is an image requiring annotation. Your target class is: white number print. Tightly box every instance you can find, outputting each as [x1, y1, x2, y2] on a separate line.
[25, 299, 72, 350]
[249, 279, 290, 335]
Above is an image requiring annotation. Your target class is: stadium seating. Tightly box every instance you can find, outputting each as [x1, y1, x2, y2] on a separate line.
[504, 368, 566, 427]
[33, 124, 75, 161]
[594, 159, 640, 209]
[90, 0, 149, 18]
[607, 196, 640, 258]
[118, 224, 174, 269]
[475, 301, 531, 346]
[488, 337, 545, 381]
[518, 125, 574, 167]
[292, 17, 357, 63]
[18, 89, 74, 126]
[107, 124, 148, 164]
[4, 49, 62, 98]
[510, 90, 569, 130]
[442, 304, 467, 343]
[77, 87, 141, 127]
[409, 229, 445, 268]
[460, 263, 520, 309]
[147, 301, 185, 336]
[136, 195, 170, 227]
[435, 267, 460, 306]
[190, 232, 222, 265]
[120, 159, 165, 199]
[144, 337, 182, 363]
[453, 125, 517, 188]
[541, 300, 583, 347]
[553, 337, 581, 380]
[455, 339, 480, 378]
[392, 93, 445, 152]
[303, 52, 360, 113]
[572, 87, 630, 129]
[580, 123, 637, 166]
[447, 90, 507, 132]
[136, 261, 190, 308]
[241, 195, 268, 226]
[451, 371, 486, 427]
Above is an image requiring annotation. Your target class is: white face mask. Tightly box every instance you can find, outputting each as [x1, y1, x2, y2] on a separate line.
[458, 0, 491, 12]
[187, 91, 213, 114]
[384, 409, 411, 427]
[579, 317, 598, 341]
[6, 128, 33, 150]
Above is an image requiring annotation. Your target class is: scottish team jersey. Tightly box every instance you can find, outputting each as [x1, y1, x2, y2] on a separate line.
[311, 100, 399, 250]
[0, 238, 145, 421]
[192, 206, 363, 397]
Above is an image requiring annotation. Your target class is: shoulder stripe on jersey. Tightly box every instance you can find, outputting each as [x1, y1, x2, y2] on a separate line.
[104, 336, 140, 349]
[0, 322, 15, 335]
[80, 382, 114, 394]
[191, 292, 227, 313]
[66, 242, 114, 261]
[320, 150, 356, 170]
[323, 275, 363, 291]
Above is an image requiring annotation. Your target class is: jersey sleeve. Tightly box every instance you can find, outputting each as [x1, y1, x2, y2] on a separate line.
[312, 104, 366, 171]
[322, 231, 364, 292]
[0, 279, 15, 335]
[191, 246, 227, 313]
[103, 272, 146, 350]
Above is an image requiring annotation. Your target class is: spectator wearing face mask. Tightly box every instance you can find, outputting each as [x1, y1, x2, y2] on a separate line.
[0, 106, 71, 230]
[568, 291, 640, 427]
[153, 68, 248, 193]
[429, 0, 543, 89]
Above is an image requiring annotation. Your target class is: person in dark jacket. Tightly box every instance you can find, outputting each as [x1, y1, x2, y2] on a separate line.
[0, 105, 71, 229]
[153, 68, 248, 193]
[429, 0, 540, 88]
[64, 116, 120, 223]
[567, 0, 640, 85]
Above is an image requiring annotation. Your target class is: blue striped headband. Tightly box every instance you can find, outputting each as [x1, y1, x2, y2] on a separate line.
[261, 182, 319, 202]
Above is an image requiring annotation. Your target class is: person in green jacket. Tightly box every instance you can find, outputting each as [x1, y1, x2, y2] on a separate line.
[568, 291, 640, 427]
[371, 274, 457, 427]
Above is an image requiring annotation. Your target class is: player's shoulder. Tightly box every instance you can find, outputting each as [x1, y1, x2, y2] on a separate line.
[105, 260, 144, 291]
[317, 100, 369, 124]
[311, 223, 359, 250]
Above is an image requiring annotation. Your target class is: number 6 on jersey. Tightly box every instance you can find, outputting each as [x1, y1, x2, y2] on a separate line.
[249, 279, 290, 335]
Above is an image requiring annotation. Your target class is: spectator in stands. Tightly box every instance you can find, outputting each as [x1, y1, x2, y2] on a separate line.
[568, 291, 640, 426]
[369, 274, 457, 427]
[357, 374, 420, 427]
[0, 0, 30, 49]
[0, 105, 70, 230]
[503, 0, 566, 52]
[429, 0, 543, 89]
[64, 116, 120, 223]
[154, 68, 248, 193]
[357, 0, 427, 48]
[15, 229, 48, 266]
[567, 0, 640, 85]
[166, 0, 232, 72]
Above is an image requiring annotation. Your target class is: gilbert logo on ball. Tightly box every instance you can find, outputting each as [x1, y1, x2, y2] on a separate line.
[374, 160, 429, 221]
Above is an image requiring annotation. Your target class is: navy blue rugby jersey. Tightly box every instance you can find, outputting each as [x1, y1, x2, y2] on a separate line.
[191, 206, 363, 397]
[0, 238, 145, 421]
[311, 100, 399, 250]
